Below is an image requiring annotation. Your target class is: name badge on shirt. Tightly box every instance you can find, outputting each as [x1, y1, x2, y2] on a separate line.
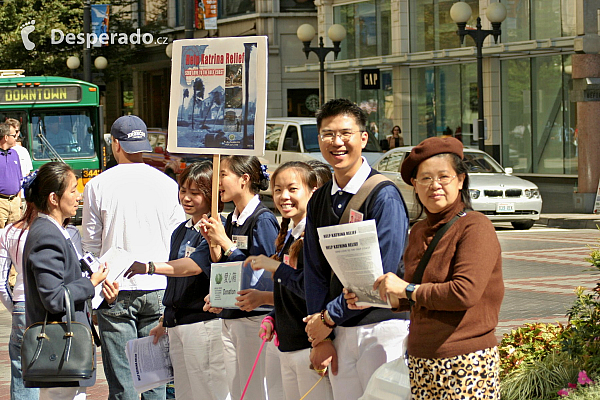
[349, 209, 364, 223]
[283, 254, 290, 265]
[185, 245, 196, 258]
[232, 235, 248, 250]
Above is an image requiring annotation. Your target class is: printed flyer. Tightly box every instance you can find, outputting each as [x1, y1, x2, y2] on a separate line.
[209, 261, 244, 308]
[168, 37, 268, 155]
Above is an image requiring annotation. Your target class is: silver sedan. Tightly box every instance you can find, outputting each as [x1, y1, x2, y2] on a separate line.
[373, 147, 542, 230]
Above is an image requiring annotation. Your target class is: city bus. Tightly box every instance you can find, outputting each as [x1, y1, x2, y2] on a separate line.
[0, 69, 106, 220]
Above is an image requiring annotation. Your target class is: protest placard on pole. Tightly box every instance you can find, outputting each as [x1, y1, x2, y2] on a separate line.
[168, 36, 268, 218]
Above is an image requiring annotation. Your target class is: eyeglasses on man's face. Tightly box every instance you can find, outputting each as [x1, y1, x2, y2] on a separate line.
[319, 130, 362, 143]
[414, 175, 457, 187]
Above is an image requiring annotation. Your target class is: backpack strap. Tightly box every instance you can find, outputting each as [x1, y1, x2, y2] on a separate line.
[339, 174, 391, 225]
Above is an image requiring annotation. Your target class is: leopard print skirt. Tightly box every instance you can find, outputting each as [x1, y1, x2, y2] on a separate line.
[408, 347, 500, 399]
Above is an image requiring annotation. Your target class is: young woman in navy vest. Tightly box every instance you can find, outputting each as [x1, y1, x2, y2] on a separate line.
[201, 155, 282, 400]
[124, 161, 229, 400]
[245, 161, 334, 400]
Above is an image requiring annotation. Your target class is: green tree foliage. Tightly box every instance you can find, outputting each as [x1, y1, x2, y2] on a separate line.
[0, 0, 167, 79]
[0, 0, 84, 76]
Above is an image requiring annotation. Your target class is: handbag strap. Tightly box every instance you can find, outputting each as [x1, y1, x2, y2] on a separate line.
[63, 286, 75, 362]
[411, 210, 468, 284]
[27, 285, 76, 368]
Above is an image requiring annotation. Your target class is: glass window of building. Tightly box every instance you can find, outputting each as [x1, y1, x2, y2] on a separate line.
[503, 0, 576, 42]
[410, 63, 476, 146]
[501, 55, 575, 174]
[280, 0, 315, 12]
[175, 0, 184, 27]
[334, 0, 391, 60]
[410, 0, 478, 52]
[220, 0, 255, 18]
[334, 70, 393, 144]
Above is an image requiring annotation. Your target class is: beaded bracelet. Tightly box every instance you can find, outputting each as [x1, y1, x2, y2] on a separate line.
[321, 309, 336, 329]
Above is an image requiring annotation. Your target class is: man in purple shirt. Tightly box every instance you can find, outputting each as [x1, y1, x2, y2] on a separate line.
[0, 122, 23, 228]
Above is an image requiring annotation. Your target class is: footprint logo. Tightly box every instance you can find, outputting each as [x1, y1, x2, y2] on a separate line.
[20, 20, 36, 51]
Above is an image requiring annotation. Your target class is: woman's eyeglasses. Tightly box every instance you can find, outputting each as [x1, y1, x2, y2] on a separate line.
[414, 175, 457, 186]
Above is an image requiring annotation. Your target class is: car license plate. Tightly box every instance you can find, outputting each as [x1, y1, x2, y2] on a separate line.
[497, 203, 515, 213]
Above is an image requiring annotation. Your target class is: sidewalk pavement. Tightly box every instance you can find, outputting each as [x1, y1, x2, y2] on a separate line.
[538, 213, 600, 229]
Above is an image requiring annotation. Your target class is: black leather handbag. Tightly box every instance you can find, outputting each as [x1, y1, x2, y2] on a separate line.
[21, 286, 95, 383]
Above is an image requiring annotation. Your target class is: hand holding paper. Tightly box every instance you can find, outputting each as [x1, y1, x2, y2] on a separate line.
[235, 289, 270, 312]
[343, 288, 370, 310]
[317, 220, 391, 308]
[90, 263, 109, 287]
[92, 248, 135, 309]
[373, 272, 409, 309]
[203, 294, 223, 314]
[102, 279, 119, 304]
[124, 262, 148, 279]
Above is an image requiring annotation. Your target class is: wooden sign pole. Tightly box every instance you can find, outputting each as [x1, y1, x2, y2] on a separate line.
[211, 154, 221, 219]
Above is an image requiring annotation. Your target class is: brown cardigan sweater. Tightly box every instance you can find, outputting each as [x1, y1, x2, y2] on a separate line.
[405, 199, 504, 359]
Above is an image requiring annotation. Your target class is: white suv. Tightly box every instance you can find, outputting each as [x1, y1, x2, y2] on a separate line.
[261, 117, 383, 173]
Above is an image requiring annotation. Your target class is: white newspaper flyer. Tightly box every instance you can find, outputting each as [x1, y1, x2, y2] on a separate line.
[209, 261, 243, 308]
[92, 248, 134, 309]
[317, 220, 391, 308]
[125, 335, 174, 394]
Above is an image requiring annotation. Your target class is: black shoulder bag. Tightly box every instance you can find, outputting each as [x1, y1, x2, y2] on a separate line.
[22, 286, 95, 383]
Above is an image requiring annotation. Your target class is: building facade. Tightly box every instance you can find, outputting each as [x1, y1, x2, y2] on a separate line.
[288, 0, 600, 212]
[104, 0, 322, 131]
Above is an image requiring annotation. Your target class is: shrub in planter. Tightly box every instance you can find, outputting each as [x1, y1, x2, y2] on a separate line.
[500, 352, 579, 400]
[561, 234, 600, 375]
[499, 322, 565, 378]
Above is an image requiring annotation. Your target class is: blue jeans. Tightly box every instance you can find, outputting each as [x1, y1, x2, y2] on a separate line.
[97, 290, 166, 400]
[9, 302, 39, 400]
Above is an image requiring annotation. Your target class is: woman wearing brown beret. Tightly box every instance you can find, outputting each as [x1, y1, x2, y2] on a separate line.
[347, 137, 504, 399]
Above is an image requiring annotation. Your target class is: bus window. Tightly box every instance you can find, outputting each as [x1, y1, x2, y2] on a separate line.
[31, 111, 95, 160]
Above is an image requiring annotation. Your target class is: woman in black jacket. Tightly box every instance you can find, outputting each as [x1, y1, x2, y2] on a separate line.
[22, 162, 111, 400]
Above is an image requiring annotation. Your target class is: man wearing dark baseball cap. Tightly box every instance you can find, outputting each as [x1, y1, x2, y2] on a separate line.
[82, 115, 185, 399]
[110, 115, 152, 154]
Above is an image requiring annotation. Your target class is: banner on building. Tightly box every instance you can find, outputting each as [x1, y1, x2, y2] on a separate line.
[91, 4, 110, 48]
[168, 37, 268, 156]
[196, 0, 218, 30]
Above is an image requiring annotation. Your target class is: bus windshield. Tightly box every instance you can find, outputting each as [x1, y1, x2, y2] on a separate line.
[31, 110, 96, 160]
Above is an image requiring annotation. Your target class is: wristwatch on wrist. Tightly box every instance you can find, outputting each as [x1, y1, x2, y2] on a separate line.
[224, 245, 238, 258]
[405, 283, 416, 306]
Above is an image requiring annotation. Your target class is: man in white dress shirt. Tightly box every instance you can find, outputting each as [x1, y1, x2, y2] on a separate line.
[82, 115, 185, 400]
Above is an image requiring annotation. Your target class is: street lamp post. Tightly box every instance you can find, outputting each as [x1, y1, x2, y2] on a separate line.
[450, 1, 506, 152]
[67, 56, 108, 81]
[83, 0, 92, 83]
[296, 24, 346, 106]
